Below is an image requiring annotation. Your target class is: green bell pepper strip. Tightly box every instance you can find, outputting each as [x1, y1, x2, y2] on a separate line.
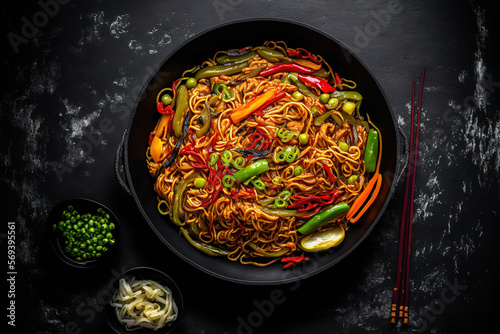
[172, 85, 189, 138]
[248, 242, 290, 257]
[261, 207, 300, 217]
[195, 61, 249, 80]
[195, 106, 210, 138]
[313, 111, 332, 127]
[216, 51, 257, 64]
[180, 227, 231, 256]
[297, 202, 350, 235]
[172, 172, 200, 226]
[233, 159, 269, 184]
[364, 128, 379, 173]
[255, 47, 292, 63]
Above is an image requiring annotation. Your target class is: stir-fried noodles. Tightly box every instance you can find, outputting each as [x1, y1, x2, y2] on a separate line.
[146, 41, 380, 267]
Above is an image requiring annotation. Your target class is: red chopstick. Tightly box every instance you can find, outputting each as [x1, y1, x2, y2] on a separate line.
[391, 67, 425, 325]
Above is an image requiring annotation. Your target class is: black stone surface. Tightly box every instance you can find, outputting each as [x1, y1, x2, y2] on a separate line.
[1, 0, 499, 333]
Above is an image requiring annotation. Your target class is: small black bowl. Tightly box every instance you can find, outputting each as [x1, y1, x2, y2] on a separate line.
[105, 267, 183, 334]
[46, 198, 120, 268]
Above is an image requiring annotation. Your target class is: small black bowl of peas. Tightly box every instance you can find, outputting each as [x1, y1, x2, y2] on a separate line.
[46, 198, 120, 268]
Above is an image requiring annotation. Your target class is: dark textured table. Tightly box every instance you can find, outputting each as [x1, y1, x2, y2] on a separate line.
[2, 0, 499, 333]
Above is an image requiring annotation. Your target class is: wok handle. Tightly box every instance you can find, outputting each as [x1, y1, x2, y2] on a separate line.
[114, 129, 132, 196]
[395, 125, 409, 185]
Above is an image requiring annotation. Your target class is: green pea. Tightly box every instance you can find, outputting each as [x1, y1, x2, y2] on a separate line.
[186, 77, 198, 89]
[194, 177, 207, 188]
[320, 93, 330, 104]
[109, 223, 115, 230]
[348, 175, 358, 185]
[298, 133, 309, 145]
[106, 232, 113, 239]
[338, 141, 349, 152]
[294, 166, 304, 176]
[292, 91, 304, 101]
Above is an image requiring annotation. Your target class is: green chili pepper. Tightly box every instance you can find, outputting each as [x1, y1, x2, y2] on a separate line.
[313, 111, 332, 127]
[276, 128, 289, 139]
[297, 202, 350, 235]
[281, 131, 293, 143]
[276, 149, 287, 163]
[222, 174, 235, 188]
[172, 84, 189, 138]
[195, 106, 210, 138]
[180, 227, 231, 256]
[251, 178, 266, 191]
[216, 51, 257, 64]
[294, 165, 303, 176]
[221, 150, 233, 166]
[213, 83, 233, 102]
[272, 177, 281, 185]
[284, 146, 299, 163]
[248, 242, 290, 257]
[277, 189, 292, 201]
[364, 128, 379, 173]
[172, 172, 200, 226]
[209, 152, 219, 165]
[232, 156, 245, 169]
[285, 73, 317, 100]
[255, 47, 292, 63]
[195, 61, 249, 80]
[233, 159, 269, 183]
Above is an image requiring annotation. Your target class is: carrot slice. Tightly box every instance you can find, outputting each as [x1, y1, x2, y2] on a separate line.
[349, 173, 382, 223]
[230, 89, 277, 123]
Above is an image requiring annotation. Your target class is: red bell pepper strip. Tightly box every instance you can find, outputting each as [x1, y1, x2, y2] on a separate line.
[157, 102, 175, 133]
[297, 74, 336, 93]
[323, 163, 337, 183]
[260, 63, 315, 77]
[281, 255, 309, 269]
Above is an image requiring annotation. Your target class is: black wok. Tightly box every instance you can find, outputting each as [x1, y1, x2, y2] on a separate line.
[121, 19, 401, 285]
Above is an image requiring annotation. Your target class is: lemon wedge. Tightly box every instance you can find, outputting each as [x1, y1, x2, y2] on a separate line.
[300, 226, 345, 252]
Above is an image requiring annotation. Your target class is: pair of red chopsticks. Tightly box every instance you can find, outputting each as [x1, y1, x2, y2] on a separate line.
[390, 67, 425, 325]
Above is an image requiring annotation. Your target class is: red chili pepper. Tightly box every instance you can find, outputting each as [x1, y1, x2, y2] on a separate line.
[287, 190, 340, 212]
[334, 73, 343, 88]
[247, 133, 263, 149]
[323, 163, 337, 183]
[244, 154, 255, 166]
[191, 163, 208, 170]
[179, 143, 205, 165]
[297, 74, 336, 93]
[286, 48, 320, 63]
[260, 63, 315, 77]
